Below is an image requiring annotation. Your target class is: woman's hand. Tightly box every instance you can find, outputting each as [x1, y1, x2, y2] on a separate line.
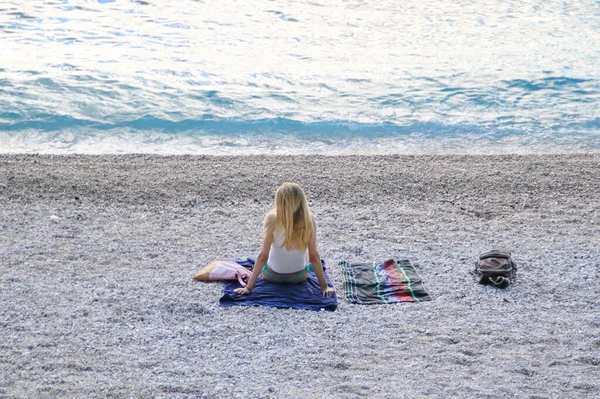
[321, 287, 336, 297]
[234, 287, 252, 295]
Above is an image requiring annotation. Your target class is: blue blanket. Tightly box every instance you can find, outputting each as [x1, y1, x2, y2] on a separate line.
[219, 258, 338, 311]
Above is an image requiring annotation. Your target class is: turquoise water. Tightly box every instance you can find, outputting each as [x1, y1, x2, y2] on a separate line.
[1, 0, 599, 154]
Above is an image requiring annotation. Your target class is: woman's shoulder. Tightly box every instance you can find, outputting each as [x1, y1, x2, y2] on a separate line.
[263, 210, 276, 230]
[264, 210, 276, 222]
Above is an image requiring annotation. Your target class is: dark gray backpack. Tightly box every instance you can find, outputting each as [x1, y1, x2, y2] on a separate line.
[474, 249, 516, 288]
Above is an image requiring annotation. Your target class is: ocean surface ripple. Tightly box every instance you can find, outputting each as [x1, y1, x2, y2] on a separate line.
[1, 0, 599, 154]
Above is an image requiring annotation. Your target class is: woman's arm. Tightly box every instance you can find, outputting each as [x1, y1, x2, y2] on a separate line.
[308, 218, 335, 297]
[234, 216, 273, 295]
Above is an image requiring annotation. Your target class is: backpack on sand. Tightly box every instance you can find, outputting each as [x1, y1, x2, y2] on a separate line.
[474, 249, 516, 288]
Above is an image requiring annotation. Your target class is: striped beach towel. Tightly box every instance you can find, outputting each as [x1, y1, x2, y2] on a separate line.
[338, 259, 431, 304]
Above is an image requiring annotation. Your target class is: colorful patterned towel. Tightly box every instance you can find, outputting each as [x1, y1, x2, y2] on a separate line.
[219, 258, 338, 311]
[338, 259, 431, 304]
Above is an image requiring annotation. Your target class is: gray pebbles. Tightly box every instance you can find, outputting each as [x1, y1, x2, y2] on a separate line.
[1, 154, 599, 398]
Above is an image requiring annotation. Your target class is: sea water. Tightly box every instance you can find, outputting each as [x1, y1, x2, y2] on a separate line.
[1, 0, 599, 155]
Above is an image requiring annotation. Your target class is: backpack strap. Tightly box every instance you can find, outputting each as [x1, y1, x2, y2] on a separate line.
[489, 276, 510, 288]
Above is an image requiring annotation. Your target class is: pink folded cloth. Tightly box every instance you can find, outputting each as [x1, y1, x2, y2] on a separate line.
[192, 260, 252, 286]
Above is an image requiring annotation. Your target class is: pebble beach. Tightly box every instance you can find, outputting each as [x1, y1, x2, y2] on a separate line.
[1, 153, 599, 398]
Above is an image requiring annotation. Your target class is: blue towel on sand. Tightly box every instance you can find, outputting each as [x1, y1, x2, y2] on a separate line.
[219, 258, 338, 311]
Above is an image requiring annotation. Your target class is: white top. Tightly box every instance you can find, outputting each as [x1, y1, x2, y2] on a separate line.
[268, 229, 308, 273]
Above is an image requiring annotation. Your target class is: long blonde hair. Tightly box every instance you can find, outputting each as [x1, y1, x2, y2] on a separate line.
[264, 182, 314, 251]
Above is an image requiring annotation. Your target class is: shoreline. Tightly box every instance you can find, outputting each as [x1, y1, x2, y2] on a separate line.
[1, 146, 599, 157]
[2, 153, 599, 398]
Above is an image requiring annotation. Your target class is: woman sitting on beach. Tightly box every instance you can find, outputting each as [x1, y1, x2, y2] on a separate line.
[234, 182, 335, 297]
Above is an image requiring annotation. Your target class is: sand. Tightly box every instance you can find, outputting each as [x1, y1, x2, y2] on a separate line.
[1, 153, 599, 399]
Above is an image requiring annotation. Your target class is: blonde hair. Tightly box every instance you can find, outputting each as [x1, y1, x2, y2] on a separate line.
[264, 182, 314, 251]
